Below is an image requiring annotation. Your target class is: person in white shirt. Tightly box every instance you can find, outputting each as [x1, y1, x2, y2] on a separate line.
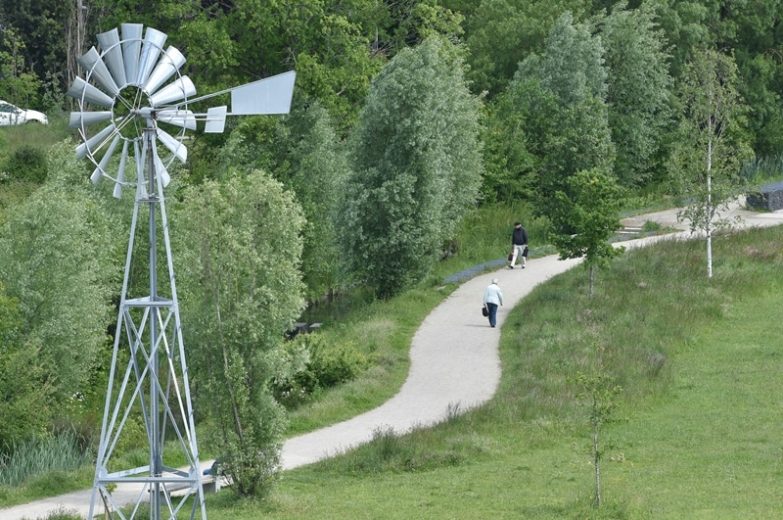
[482, 278, 503, 328]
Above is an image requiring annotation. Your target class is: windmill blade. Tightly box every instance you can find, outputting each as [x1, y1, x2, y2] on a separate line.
[113, 140, 130, 199]
[144, 46, 185, 95]
[152, 141, 172, 187]
[136, 27, 167, 86]
[121, 23, 143, 86]
[157, 127, 187, 163]
[90, 134, 122, 184]
[97, 28, 127, 88]
[69, 111, 113, 129]
[204, 106, 227, 133]
[156, 109, 196, 130]
[78, 47, 120, 96]
[77, 123, 116, 159]
[67, 77, 115, 108]
[231, 70, 296, 115]
[149, 76, 195, 107]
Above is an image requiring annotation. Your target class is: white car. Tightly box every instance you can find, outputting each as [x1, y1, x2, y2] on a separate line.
[0, 100, 48, 126]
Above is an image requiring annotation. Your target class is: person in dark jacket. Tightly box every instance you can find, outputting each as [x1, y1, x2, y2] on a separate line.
[509, 222, 528, 269]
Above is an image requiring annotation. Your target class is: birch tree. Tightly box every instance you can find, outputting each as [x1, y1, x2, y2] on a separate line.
[669, 48, 751, 278]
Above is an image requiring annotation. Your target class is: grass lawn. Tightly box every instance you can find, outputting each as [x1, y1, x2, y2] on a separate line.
[202, 225, 783, 519]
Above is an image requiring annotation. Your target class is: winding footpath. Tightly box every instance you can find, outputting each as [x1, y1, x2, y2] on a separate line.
[3, 203, 783, 519]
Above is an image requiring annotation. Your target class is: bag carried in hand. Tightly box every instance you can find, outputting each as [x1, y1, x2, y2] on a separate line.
[481, 306, 489, 317]
[522, 246, 529, 258]
[507, 252, 513, 262]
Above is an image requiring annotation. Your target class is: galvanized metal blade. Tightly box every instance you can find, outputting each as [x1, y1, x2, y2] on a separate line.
[152, 141, 172, 187]
[121, 23, 143, 86]
[76, 123, 116, 159]
[78, 47, 120, 96]
[156, 109, 196, 130]
[135, 140, 148, 199]
[69, 111, 113, 128]
[136, 27, 167, 86]
[157, 127, 187, 163]
[67, 77, 114, 108]
[97, 27, 127, 88]
[90, 134, 121, 184]
[149, 76, 195, 107]
[144, 46, 185, 95]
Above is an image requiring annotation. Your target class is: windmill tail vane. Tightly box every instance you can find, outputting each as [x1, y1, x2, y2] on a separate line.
[67, 23, 295, 519]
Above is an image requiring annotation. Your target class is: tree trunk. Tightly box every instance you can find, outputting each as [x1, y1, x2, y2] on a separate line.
[588, 264, 595, 298]
[593, 420, 601, 507]
[706, 130, 713, 279]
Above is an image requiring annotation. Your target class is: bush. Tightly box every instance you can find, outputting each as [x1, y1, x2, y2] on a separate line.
[271, 334, 367, 407]
[3, 145, 48, 183]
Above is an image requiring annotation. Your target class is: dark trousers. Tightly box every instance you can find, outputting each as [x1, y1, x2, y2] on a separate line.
[486, 303, 499, 327]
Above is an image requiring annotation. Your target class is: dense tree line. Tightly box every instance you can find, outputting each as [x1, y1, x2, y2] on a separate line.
[0, 0, 781, 495]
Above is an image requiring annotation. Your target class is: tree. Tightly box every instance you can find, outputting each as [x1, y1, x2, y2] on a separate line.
[601, 2, 674, 188]
[222, 101, 350, 303]
[173, 171, 306, 496]
[463, 0, 592, 96]
[575, 347, 622, 509]
[342, 37, 483, 297]
[668, 48, 751, 279]
[549, 168, 624, 296]
[0, 282, 52, 450]
[0, 24, 41, 106]
[0, 144, 119, 405]
[501, 12, 614, 208]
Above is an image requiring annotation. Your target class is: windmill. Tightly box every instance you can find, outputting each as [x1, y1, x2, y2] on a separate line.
[67, 23, 295, 519]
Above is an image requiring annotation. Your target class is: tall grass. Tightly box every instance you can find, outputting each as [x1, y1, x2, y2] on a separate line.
[740, 153, 783, 185]
[0, 432, 91, 487]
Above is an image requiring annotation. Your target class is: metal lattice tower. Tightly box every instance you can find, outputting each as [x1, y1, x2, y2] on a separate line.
[67, 23, 295, 519]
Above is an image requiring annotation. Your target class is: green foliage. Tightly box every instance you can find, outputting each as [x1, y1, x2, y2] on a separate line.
[174, 170, 306, 496]
[3, 145, 48, 183]
[549, 168, 624, 295]
[501, 12, 614, 209]
[463, 0, 591, 96]
[224, 102, 350, 302]
[0, 144, 119, 427]
[601, 2, 673, 188]
[271, 334, 367, 408]
[342, 37, 483, 297]
[0, 17, 43, 107]
[668, 48, 752, 236]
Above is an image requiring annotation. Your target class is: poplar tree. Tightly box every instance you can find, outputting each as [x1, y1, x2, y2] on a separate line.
[342, 37, 483, 297]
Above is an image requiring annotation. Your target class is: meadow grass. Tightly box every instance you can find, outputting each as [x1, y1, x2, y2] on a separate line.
[200, 225, 783, 518]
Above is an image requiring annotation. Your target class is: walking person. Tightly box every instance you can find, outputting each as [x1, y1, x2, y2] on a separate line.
[509, 222, 528, 269]
[483, 278, 503, 328]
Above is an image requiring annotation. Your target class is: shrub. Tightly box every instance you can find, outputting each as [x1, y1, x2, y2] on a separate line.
[271, 334, 367, 407]
[3, 145, 48, 183]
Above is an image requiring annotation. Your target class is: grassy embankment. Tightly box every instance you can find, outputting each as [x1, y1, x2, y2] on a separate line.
[203, 224, 783, 519]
